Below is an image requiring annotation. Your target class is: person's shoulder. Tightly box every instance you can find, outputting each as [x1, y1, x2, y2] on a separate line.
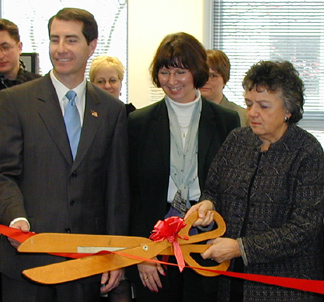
[23, 70, 42, 81]
[203, 97, 238, 117]
[222, 96, 244, 110]
[15, 68, 42, 86]
[89, 82, 124, 107]
[90, 82, 112, 98]
[227, 100, 246, 115]
[228, 125, 250, 137]
[291, 125, 323, 152]
[223, 126, 252, 144]
[0, 74, 46, 96]
[129, 99, 165, 120]
[125, 103, 136, 116]
[202, 97, 241, 129]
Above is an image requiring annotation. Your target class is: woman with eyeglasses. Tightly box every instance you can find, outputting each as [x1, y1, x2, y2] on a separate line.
[126, 32, 240, 302]
[200, 49, 248, 126]
[89, 55, 135, 116]
[90, 56, 134, 302]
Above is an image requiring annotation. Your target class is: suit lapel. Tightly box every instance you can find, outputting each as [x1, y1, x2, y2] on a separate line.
[73, 83, 101, 169]
[198, 99, 218, 178]
[37, 77, 102, 168]
[151, 99, 170, 170]
[37, 75, 73, 165]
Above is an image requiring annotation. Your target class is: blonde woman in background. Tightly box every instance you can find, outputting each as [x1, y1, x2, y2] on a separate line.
[90, 55, 133, 302]
[90, 55, 135, 115]
[200, 49, 248, 126]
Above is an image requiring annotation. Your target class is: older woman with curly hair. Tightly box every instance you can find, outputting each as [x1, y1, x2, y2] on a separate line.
[186, 60, 324, 302]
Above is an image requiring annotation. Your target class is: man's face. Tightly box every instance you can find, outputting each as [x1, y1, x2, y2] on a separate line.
[49, 18, 97, 87]
[0, 30, 22, 79]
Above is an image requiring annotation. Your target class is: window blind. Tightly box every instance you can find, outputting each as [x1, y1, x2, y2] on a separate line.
[212, 0, 324, 142]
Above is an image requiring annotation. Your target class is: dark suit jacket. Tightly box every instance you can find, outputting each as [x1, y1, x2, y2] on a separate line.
[0, 74, 130, 280]
[128, 97, 240, 238]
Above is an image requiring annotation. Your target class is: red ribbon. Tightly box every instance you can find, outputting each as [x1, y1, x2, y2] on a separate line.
[113, 251, 324, 295]
[0, 224, 35, 243]
[149, 216, 188, 272]
[1, 224, 324, 295]
[0, 224, 94, 259]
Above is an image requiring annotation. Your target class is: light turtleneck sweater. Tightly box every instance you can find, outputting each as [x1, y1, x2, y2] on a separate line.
[167, 90, 201, 148]
[166, 90, 201, 203]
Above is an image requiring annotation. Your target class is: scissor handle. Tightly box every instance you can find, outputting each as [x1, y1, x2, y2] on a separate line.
[181, 244, 230, 276]
[176, 210, 229, 276]
[178, 210, 226, 245]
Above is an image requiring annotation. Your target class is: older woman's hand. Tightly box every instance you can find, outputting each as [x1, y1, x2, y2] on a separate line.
[184, 200, 215, 227]
[137, 259, 165, 292]
[201, 237, 241, 263]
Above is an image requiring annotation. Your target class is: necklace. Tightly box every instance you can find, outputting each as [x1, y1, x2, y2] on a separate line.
[181, 127, 188, 138]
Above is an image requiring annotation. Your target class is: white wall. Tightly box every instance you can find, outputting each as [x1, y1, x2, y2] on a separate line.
[128, 0, 211, 108]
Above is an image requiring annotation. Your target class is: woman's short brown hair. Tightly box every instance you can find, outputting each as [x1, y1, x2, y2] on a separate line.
[0, 19, 20, 42]
[206, 49, 230, 85]
[150, 32, 209, 89]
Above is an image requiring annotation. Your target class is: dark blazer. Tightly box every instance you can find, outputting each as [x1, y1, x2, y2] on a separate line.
[0, 74, 130, 280]
[128, 97, 240, 238]
[0, 67, 41, 90]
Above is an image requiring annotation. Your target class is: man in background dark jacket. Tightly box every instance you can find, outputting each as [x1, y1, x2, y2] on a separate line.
[0, 18, 40, 90]
[0, 17, 40, 302]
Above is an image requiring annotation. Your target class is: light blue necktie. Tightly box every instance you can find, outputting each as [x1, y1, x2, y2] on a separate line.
[64, 90, 81, 160]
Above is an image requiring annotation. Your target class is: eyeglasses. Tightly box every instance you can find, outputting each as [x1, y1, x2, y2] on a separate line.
[0, 42, 19, 55]
[158, 69, 190, 80]
[94, 78, 121, 86]
[208, 73, 222, 82]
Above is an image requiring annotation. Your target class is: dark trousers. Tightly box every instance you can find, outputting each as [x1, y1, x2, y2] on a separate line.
[102, 279, 133, 302]
[1, 274, 101, 302]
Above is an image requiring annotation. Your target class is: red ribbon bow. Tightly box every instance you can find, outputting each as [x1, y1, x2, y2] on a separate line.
[149, 216, 189, 271]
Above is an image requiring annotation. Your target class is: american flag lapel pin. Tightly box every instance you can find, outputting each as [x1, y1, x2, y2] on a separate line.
[91, 110, 98, 118]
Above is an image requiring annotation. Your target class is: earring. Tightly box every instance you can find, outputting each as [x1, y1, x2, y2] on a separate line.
[284, 116, 289, 122]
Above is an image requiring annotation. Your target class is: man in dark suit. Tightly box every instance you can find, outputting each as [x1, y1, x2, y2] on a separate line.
[0, 8, 129, 302]
[0, 18, 41, 302]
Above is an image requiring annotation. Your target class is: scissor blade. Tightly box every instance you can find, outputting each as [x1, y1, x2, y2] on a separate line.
[22, 240, 171, 284]
[18, 233, 151, 254]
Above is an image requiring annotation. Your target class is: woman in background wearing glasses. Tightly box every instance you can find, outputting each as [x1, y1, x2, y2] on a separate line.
[126, 32, 240, 302]
[89, 55, 135, 116]
[200, 49, 248, 127]
[90, 56, 134, 302]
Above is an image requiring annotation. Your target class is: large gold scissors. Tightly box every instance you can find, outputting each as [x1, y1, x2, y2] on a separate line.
[18, 211, 230, 284]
